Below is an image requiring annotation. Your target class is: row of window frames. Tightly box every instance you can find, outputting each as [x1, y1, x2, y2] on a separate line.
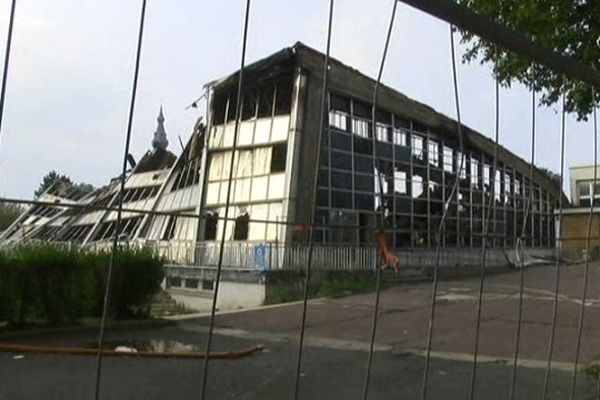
[165, 212, 250, 241]
[53, 224, 94, 243]
[329, 99, 549, 187]
[170, 159, 201, 192]
[317, 189, 555, 211]
[324, 145, 520, 182]
[207, 143, 288, 182]
[117, 186, 160, 204]
[326, 129, 525, 182]
[330, 111, 461, 155]
[577, 180, 600, 199]
[320, 168, 552, 199]
[326, 130, 450, 164]
[167, 277, 214, 291]
[313, 214, 552, 235]
[92, 217, 143, 241]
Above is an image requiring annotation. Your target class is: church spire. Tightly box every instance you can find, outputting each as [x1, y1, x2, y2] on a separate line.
[152, 106, 169, 151]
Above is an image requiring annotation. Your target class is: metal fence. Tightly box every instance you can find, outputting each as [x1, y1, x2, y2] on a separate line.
[142, 240, 533, 272]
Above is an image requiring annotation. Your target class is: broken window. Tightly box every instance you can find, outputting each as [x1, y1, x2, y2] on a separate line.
[257, 86, 274, 118]
[394, 170, 407, 194]
[204, 212, 218, 241]
[428, 140, 439, 167]
[412, 175, 424, 198]
[376, 124, 388, 142]
[329, 111, 348, 131]
[412, 135, 424, 160]
[242, 91, 258, 120]
[353, 118, 370, 138]
[470, 158, 479, 186]
[233, 212, 249, 240]
[212, 92, 229, 125]
[274, 79, 293, 115]
[443, 147, 454, 172]
[270, 143, 287, 173]
[393, 129, 407, 146]
[163, 216, 177, 240]
[330, 94, 351, 113]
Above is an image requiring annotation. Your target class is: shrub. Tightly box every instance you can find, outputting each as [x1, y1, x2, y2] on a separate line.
[0, 244, 164, 328]
[93, 247, 164, 318]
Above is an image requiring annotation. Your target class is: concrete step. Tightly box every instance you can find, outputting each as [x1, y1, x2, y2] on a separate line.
[148, 290, 185, 316]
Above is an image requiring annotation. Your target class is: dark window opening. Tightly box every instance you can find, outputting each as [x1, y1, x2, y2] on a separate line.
[376, 109, 392, 125]
[204, 213, 218, 241]
[202, 280, 214, 291]
[353, 101, 370, 119]
[185, 279, 199, 289]
[270, 143, 287, 173]
[233, 212, 249, 240]
[212, 92, 229, 125]
[330, 93, 351, 113]
[225, 92, 238, 122]
[274, 80, 293, 115]
[242, 91, 258, 120]
[163, 216, 177, 240]
[257, 86, 274, 118]
[167, 277, 181, 288]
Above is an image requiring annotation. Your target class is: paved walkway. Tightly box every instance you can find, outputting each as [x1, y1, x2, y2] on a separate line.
[198, 262, 600, 365]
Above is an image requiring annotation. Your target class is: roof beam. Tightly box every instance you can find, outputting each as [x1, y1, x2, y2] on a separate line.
[397, 0, 600, 88]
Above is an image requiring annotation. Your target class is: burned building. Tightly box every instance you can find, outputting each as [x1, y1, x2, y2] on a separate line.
[195, 42, 563, 253]
[3, 42, 564, 267]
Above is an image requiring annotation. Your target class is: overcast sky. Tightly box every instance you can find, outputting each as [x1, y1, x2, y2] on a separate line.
[0, 0, 595, 200]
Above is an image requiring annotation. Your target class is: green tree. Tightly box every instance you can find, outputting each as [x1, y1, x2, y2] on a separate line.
[0, 202, 24, 231]
[34, 170, 73, 199]
[457, 0, 600, 119]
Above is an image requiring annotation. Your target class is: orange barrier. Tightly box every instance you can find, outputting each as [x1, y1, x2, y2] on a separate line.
[0, 343, 263, 360]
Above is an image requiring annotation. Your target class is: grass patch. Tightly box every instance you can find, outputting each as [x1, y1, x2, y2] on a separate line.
[265, 270, 382, 304]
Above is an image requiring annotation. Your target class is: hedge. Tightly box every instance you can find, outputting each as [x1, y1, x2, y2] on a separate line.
[0, 244, 164, 328]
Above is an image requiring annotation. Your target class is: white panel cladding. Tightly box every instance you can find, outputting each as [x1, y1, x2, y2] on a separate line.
[268, 174, 285, 199]
[248, 203, 268, 240]
[254, 119, 271, 144]
[238, 120, 254, 146]
[156, 186, 199, 212]
[233, 178, 251, 203]
[208, 116, 290, 149]
[267, 202, 282, 240]
[125, 170, 169, 188]
[250, 176, 268, 201]
[206, 182, 220, 205]
[223, 123, 236, 148]
[271, 115, 290, 142]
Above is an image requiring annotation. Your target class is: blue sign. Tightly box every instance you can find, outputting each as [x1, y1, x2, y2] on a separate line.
[254, 245, 267, 271]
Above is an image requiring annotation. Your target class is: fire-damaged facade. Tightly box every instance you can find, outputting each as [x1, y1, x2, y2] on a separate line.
[2, 42, 564, 264]
[195, 42, 563, 253]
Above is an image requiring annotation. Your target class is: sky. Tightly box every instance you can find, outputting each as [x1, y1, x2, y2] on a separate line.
[0, 0, 595, 200]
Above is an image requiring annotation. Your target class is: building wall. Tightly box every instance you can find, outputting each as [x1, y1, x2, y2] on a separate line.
[198, 76, 295, 245]
[560, 212, 600, 256]
[569, 165, 600, 206]
[302, 90, 557, 249]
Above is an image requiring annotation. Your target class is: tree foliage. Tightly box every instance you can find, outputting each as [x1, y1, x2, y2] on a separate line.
[457, 0, 600, 119]
[0, 202, 23, 231]
[34, 170, 73, 198]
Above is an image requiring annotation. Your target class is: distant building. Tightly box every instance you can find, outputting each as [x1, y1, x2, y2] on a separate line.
[559, 165, 600, 257]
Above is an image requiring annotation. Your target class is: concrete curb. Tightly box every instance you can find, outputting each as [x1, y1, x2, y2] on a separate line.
[0, 318, 176, 340]
[163, 298, 327, 321]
